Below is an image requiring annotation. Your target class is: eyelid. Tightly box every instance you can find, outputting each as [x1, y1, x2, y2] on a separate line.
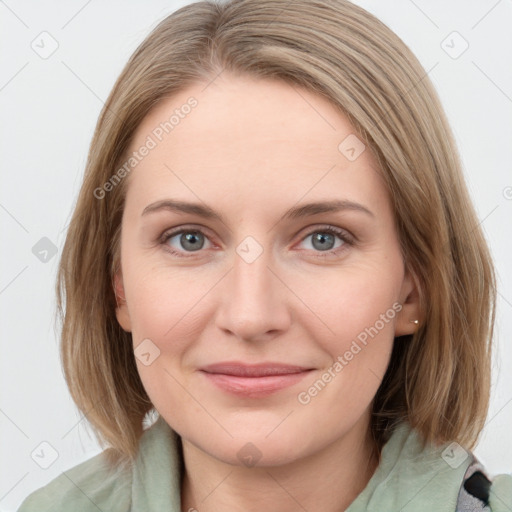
[295, 223, 354, 243]
[159, 224, 216, 249]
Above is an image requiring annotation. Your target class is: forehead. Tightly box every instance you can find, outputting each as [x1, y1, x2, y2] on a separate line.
[123, 74, 388, 217]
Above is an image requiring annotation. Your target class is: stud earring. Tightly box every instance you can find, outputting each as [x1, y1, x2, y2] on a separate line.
[410, 320, 419, 325]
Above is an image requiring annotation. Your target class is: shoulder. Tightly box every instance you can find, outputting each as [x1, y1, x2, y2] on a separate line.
[17, 449, 132, 512]
[361, 421, 512, 511]
[489, 473, 512, 511]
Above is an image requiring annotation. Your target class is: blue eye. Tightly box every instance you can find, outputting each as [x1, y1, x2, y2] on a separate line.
[161, 228, 212, 257]
[160, 225, 353, 259]
[297, 226, 352, 258]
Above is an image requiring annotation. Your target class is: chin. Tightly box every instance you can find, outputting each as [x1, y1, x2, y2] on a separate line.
[185, 424, 318, 468]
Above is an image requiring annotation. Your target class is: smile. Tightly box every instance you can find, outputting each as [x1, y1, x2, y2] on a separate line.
[199, 362, 314, 397]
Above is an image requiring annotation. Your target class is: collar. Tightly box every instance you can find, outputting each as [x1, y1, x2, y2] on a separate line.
[130, 415, 474, 511]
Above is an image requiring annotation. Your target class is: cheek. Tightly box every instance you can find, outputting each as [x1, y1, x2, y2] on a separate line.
[125, 267, 203, 426]
[298, 258, 402, 340]
[293, 259, 401, 398]
[124, 262, 216, 352]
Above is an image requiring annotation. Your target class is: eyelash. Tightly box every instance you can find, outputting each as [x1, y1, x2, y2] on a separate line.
[159, 225, 354, 259]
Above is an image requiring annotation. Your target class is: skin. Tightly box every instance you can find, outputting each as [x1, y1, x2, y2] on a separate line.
[114, 74, 421, 512]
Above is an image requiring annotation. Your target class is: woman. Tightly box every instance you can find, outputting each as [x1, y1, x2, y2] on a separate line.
[18, 0, 512, 510]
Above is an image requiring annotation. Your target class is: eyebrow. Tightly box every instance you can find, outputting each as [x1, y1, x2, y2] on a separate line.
[141, 198, 375, 222]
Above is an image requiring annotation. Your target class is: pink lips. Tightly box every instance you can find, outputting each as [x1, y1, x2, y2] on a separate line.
[199, 362, 313, 397]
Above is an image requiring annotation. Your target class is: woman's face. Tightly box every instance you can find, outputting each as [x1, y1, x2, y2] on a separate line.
[115, 74, 420, 466]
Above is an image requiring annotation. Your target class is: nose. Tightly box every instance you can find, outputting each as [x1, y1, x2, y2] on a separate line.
[214, 239, 291, 342]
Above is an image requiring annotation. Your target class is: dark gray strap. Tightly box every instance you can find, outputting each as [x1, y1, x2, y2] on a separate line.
[456, 455, 492, 511]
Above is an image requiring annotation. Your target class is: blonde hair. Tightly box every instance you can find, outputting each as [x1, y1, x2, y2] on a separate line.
[57, 0, 497, 469]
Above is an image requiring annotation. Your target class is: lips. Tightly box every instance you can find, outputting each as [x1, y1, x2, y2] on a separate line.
[199, 361, 314, 397]
[200, 361, 312, 377]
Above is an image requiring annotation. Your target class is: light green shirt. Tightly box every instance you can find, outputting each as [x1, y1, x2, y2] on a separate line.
[17, 415, 512, 511]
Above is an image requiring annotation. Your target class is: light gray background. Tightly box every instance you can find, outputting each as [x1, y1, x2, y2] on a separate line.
[1, 0, 511, 510]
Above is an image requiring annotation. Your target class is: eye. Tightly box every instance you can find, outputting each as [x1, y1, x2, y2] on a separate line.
[160, 227, 213, 258]
[159, 224, 353, 259]
[297, 226, 353, 258]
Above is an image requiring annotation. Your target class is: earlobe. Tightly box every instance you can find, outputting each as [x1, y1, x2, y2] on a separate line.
[113, 270, 132, 332]
[395, 267, 422, 337]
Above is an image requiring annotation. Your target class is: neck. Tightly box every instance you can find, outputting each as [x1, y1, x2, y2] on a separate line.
[180, 416, 379, 512]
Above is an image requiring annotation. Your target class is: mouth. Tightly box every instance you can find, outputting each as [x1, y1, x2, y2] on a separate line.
[199, 361, 314, 397]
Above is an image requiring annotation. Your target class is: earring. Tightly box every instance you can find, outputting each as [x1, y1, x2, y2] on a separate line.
[410, 320, 419, 325]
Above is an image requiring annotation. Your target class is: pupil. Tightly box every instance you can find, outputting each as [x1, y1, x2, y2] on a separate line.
[314, 232, 333, 251]
[182, 232, 203, 251]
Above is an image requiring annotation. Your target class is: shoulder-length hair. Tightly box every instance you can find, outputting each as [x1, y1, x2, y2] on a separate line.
[57, 0, 496, 469]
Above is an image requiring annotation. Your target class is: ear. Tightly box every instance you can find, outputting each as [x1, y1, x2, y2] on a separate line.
[394, 266, 422, 337]
[113, 269, 132, 332]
